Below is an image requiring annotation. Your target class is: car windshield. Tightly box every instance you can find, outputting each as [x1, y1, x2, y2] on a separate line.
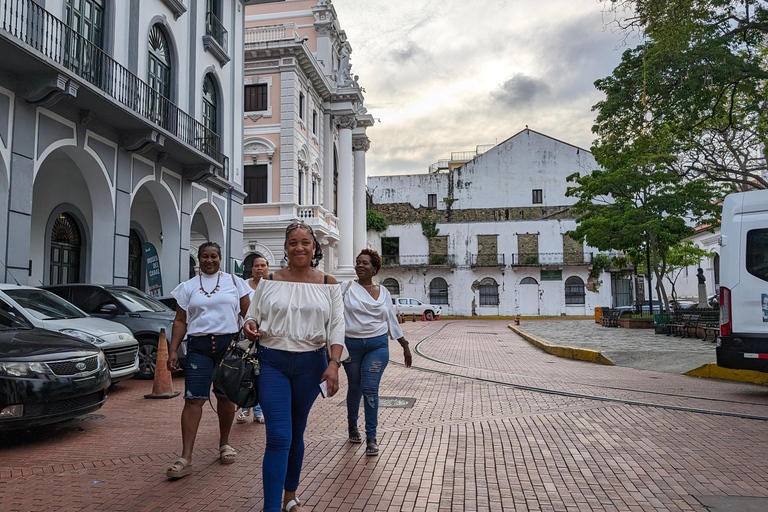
[0, 308, 31, 330]
[4, 289, 86, 320]
[110, 288, 170, 313]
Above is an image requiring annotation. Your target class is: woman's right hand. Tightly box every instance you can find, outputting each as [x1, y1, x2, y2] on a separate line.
[167, 349, 179, 372]
[243, 319, 260, 341]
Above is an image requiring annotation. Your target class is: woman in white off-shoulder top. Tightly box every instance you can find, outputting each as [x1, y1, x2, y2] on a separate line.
[243, 222, 346, 512]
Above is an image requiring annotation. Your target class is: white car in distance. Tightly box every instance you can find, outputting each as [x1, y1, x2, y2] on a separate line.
[0, 284, 139, 382]
[393, 298, 443, 320]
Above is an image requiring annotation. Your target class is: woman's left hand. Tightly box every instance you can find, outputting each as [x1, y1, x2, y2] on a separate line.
[321, 364, 340, 397]
[402, 344, 413, 368]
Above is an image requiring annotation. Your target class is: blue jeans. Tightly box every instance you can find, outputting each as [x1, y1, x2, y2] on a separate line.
[343, 334, 389, 439]
[258, 345, 326, 512]
[184, 334, 236, 400]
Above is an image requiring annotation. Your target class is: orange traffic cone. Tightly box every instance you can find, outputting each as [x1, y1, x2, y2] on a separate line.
[144, 328, 180, 399]
[421, 312, 427, 322]
[412, 314, 416, 322]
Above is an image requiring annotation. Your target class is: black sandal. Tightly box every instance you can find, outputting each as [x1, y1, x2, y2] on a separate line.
[366, 438, 378, 456]
[348, 425, 362, 444]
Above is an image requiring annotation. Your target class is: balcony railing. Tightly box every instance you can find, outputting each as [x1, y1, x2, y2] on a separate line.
[511, 252, 595, 266]
[0, 0, 228, 177]
[470, 254, 505, 267]
[205, 11, 227, 50]
[382, 254, 456, 267]
[244, 23, 300, 44]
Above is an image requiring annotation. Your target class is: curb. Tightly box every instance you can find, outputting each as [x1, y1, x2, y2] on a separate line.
[685, 363, 768, 384]
[508, 324, 614, 366]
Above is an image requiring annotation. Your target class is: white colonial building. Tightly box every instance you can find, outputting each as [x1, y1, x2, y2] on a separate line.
[0, 0, 247, 293]
[238, 0, 372, 279]
[368, 129, 621, 317]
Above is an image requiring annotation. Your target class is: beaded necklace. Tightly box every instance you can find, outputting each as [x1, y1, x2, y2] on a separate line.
[199, 271, 222, 297]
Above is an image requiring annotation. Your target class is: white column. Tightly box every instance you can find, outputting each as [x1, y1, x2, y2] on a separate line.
[353, 136, 370, 256]
[335, 115, 357, 279]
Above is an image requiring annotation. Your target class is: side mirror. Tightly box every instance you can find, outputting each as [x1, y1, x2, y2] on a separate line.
[99, 303, 118, 315]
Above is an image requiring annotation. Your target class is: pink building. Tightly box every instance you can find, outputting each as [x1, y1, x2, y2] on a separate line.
[241, 0, 373, 278]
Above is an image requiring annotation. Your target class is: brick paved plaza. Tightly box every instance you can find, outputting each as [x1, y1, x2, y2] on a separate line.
[2, 319, 768, 511]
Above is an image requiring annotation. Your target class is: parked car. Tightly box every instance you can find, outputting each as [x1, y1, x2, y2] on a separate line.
[42, 284, 182, 379]
[393, 297, 443, 320]
[0, 284, 138, 382]
[0, 309, 111, 431]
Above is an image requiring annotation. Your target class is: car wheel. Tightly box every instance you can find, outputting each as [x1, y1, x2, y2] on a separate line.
[425, 310, 433, 321]
[136, 339, 158, 380]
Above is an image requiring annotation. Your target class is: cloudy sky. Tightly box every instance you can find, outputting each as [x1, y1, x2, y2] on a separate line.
[331, 0, 638, 176]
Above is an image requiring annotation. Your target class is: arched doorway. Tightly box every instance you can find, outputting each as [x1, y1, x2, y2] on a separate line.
[242, 253, 265, 279]
[518, 277, 539, 315]
[189, 255, 196, 279]
[382, 278, 399, 297]
[50, 213, 82, 284]
[128, 229, 144, 290]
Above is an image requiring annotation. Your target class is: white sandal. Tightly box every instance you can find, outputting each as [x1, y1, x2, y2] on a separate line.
[219, 444, 237, 464]
[236, 411, 247, 423]
[282, 498, 301, 512]
[166, 457, 193, 479]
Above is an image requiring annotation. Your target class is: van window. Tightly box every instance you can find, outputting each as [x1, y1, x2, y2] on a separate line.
[746, 229, 768, 282]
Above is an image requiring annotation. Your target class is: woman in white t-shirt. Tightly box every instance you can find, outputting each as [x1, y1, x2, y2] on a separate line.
[342, 249, 412, 457]
[165, 242, 251, 479]
[243, 222, 346, 512]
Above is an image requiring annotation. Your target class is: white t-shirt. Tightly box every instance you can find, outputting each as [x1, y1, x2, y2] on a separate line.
[342, 281, 404, 340]
[171, 272, 251, 336]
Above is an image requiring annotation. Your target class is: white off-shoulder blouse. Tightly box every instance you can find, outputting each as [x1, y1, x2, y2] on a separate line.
[246, 279, 347, 355]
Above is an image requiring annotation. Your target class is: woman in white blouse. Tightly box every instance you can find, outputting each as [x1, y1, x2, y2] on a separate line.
[342, 249, 412, 457]
[243, 222, 346, 512]
[165, 242, 251, 479]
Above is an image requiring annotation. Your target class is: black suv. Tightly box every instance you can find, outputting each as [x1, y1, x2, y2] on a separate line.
[42, 284, 183, 379]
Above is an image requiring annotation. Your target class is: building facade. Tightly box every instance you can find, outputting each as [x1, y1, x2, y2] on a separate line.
[0, 0, 247, 294]
[239, 0, 372, 279]
[368, 129, 617, 317]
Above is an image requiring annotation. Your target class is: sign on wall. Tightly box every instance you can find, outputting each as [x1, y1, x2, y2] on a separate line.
[540, 270, 562, 281]
[143, 243, 163, 296]
[233, 260, 244, 277]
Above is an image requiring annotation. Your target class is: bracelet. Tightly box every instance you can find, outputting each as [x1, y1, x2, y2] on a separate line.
[329, 357, 342, 367]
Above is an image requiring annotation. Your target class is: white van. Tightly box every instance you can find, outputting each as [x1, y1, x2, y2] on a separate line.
[717, 189, 768, 373]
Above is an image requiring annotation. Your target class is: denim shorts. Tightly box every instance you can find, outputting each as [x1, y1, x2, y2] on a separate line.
[184, 333, 237, 400]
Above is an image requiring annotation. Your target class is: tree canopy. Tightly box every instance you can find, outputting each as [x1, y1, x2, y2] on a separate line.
[599, 0, 768, 189]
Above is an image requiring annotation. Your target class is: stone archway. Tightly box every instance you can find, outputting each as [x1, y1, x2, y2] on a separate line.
[32, 145, 114, 285]
[190, 201, 226, 270]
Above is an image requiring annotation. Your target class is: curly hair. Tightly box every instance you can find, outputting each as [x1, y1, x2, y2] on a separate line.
[284, 222, 324, 268]
[198, 241, 222, 260]
[358, 248, 382, 274]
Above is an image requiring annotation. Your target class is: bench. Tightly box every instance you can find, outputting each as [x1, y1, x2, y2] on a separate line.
[600, 309, 622, 327]
[667, 314, 700, 337]
[702, 323, 719, 342]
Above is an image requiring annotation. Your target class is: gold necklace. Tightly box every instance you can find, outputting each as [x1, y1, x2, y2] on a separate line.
[360, 282, 376, 288]
[200, 271, 222, 297]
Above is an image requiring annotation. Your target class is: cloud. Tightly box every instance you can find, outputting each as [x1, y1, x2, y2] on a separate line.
[332, 0, 632, 176]
[492, 74, 551, 108]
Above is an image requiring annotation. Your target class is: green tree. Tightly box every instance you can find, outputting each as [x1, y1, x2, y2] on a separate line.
[366, 210, 388, 232]
[567, 128, 721, 312]
[664, 240, 715, 301]
[598, 0, 768, 189]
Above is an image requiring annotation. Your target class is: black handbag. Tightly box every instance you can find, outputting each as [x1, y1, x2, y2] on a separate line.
[213, 335, 260, 408]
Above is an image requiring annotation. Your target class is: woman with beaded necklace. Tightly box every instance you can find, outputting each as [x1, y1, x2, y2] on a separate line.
[165, 242, 251, 479]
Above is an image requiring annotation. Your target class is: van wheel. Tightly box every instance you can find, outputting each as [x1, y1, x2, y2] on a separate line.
[425, 310, 434, 321]
[136, 338, 158, 379]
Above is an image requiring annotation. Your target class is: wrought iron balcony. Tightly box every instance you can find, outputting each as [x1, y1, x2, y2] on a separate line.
[511, 252, 595, 266]
[0, 0, 228, 178]
[470, 254, 505, 267]
[382, 254, 456, 268]
[204, 11, 229, 64]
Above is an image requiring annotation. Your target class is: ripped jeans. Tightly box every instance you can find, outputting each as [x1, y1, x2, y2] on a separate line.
[343, 334, 389, 439]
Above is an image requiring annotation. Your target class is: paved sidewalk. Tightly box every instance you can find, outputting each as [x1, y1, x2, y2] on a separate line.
[2, 319, 768, 511]
[511, 319, 716, 374]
